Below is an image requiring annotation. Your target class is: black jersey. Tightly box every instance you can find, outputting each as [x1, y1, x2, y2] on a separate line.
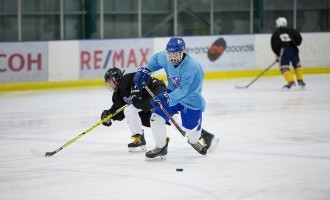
[271, 27, 302, 56]
[109, 72, 166, 121]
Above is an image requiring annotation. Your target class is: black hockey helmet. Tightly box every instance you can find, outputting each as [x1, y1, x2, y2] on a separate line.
[104, 67, 124, 91]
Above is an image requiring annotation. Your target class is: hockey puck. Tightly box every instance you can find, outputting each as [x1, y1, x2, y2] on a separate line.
[176, 168, 183, 172]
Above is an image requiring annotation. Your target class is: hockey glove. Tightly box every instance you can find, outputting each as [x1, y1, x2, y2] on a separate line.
[123, 95, 136, 105]
[150, 92, 170, 108]
[134, 67, 151, 90]
[275, 56, 280, 62]
[101, 110, 112, 126]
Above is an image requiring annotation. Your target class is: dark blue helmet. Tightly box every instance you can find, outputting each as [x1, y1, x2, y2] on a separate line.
[166, 37, 185, 53]
[166, 37, 185, 65]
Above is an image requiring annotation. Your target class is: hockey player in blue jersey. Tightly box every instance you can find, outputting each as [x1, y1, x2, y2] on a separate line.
[134, 37, 219, 160]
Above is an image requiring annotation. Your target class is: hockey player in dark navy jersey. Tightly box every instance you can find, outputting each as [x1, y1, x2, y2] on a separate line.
[271, 17, 306, 89]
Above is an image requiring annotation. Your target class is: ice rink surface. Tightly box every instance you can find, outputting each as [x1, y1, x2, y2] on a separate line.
[1, 74, 330, 200]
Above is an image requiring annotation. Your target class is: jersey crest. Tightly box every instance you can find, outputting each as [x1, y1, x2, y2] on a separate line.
[169, 75, 181, 88]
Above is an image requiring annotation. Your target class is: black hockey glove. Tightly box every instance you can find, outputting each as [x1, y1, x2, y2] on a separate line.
[275, 56, 280, 62]
[101, 110, 112, 127]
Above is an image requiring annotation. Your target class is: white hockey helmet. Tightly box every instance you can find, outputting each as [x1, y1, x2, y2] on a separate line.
[276, 17, 287, 28]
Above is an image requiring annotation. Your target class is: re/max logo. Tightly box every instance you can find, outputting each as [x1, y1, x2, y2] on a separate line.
[80, 48, 150, 70]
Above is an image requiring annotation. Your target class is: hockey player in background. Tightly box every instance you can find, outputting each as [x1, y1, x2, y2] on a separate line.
[101, 67, 217, 153]
[271, 17, 306, 89]
[134, 37, 219, 161]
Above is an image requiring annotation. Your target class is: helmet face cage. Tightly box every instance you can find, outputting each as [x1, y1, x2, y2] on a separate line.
[166, 51, 184, 65]
[276, 17, 287, 28]
[104, 67, 123, 92]
[105, 79, 116, 92]
[166, 37, 185, 65]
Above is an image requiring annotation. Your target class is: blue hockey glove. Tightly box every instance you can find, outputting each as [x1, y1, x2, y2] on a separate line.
[101, 110, 112, 126]
[134, 67, 151, 90]
[150, 92, 170, 107]
[123, 95, 136, 105]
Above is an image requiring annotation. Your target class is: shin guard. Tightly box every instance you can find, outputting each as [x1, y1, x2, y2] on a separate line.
[295, 67, 303, 81]
[124, 105, 143, 136]
[150, 113, 167, 148]
[282, 69, 295, 83]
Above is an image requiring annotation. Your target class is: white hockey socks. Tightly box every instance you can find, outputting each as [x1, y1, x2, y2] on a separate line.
[186, 128, 202, 144]
[150, 113, 167, 148]
[169, 113, 201, 144]
[124, 105, 143, 136]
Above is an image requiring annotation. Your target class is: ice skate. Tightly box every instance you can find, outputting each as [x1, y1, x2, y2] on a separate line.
[128, 133, 147, 152]
[189, 140, 207, 155]
[297, 80, 306, 88]
[200, 130, 219, 153]
[283, 81, 296, 89]
[145, 137, 170, 161]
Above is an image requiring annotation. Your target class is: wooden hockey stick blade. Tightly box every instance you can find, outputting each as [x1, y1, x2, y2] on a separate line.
[235, 85, 249, 89]
[235, 75, 264, 89]
[235, 61, 277, 89]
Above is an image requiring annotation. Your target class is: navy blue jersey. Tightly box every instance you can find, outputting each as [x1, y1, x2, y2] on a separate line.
[271, 27, 302, 56]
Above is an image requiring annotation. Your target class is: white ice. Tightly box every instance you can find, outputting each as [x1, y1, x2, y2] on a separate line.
[1, 74, 330, 200]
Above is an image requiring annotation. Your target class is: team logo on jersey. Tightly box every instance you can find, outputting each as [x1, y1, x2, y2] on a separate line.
[279, 33, 292, 42]
[130, 85, 139, 94]
[169, 75, 181, 88]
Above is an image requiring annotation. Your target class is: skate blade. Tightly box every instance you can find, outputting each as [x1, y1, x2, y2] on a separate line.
[207, 137, 220, 153]
[129, 146, 147, 152]
[145, 155, 167, 162]
[298, 86, 305, 90]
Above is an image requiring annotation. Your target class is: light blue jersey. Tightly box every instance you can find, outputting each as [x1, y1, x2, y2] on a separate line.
[147, 50, 206, 111]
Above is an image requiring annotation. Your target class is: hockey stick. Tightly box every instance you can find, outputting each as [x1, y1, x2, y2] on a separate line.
[143, 84, 186, 137]
[45, 104, 128, 157]
[235, 61, 277, 89]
